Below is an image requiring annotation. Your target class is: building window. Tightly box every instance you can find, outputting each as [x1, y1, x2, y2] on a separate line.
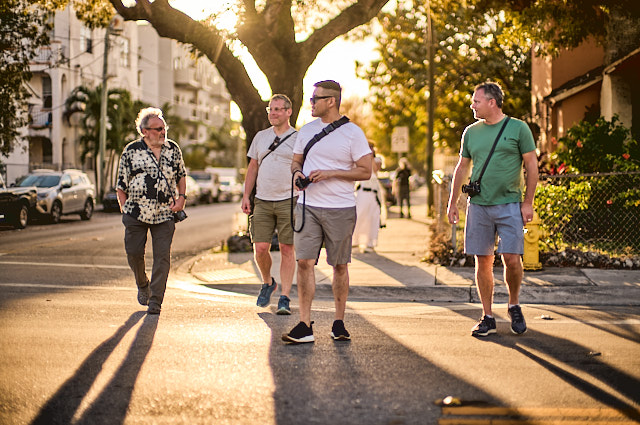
[80, 26, 93, 53]
[120, 38, 130, 68]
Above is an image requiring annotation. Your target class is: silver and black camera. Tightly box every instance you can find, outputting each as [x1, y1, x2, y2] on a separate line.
[173, 210, 188, 223]
[461, 180, 481, 197]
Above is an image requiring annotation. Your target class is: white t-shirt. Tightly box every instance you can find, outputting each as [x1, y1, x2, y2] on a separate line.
[293, 118, 370, 208]
[247, 127, 298, 201]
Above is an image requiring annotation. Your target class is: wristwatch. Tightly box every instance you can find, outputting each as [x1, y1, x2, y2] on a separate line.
[179, 193, 187, 199]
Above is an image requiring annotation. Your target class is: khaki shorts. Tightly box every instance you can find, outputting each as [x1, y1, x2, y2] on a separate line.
[249, 197, 297, 245]
[294, 205, 356, 266]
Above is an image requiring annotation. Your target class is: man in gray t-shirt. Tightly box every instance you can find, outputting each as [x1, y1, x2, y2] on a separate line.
[241, 94, 298, 314]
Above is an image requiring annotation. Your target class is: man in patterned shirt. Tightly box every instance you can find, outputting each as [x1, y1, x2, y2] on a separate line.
[116, 107, 187, 315]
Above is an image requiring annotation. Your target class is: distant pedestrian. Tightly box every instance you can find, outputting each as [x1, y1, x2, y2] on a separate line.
[353, 142, 385, 253]
[241, 94, 298, 314]
[282, 80, 372, 344]
[447, 81, 538, 337]
[116, 107, 187, 315]
[395, 157, 411, 218]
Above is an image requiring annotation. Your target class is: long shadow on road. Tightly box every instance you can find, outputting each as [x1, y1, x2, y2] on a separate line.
[258, 311, 494, 425]
[452, 307, 640, 422]
[30, 312, 158, 425]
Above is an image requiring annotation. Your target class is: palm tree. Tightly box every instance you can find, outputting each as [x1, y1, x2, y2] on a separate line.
[64, 85, 146, 187]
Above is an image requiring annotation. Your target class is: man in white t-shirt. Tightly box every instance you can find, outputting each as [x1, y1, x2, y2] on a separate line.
[282, 80, 372, 344]
[242, 94, 298, 314]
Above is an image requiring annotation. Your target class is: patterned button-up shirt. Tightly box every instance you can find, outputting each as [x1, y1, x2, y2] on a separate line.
[116, 138, 187, 224]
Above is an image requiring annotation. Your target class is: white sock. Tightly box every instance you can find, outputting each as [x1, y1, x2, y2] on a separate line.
[508, 304, 519, 309]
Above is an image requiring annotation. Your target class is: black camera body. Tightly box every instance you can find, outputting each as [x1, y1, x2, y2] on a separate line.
[173, 210, 188, 223]
[296, 176, 312, 189]
[461, 180, 481, 197]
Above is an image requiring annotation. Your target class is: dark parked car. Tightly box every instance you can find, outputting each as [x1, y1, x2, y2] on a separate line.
[102, 187, 120, 212]
[16, 169, 95, 223]
[0, 174, 37, 229]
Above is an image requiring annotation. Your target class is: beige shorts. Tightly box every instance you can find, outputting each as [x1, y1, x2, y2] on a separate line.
[249, 197, 296, 245]
[294, 204, 356, 266]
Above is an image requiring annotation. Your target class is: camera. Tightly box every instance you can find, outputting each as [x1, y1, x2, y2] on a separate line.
[296, 176, 312, 189]
[461, 180, 481, 197]
[173, 210, 188, 223]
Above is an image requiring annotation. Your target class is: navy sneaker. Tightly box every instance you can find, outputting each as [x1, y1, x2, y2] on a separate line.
[137, 284, 150, 306]
[330, 320, 351, 341]
[276, 295, 291, 315]
[257, 278, 277, 307]
[471, 315, 496, 337]
[508, 305, 527, 335]
[282, 321, 314, 344]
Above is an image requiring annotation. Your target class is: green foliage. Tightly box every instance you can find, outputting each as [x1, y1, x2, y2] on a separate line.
[0, 0, 50, 157]
[534, 180, 591, 250]
[182, 120, 243, 170]
[474, 0, 640, 57]
[358, 0, 531, 172]
[553, 115, 640, 173]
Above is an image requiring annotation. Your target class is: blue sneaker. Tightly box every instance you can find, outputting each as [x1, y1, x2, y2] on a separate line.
[257, 278, 277, 307]
[276, 295, 291, 315]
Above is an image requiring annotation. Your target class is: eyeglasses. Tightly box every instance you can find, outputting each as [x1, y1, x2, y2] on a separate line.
[309, 95, 333, 104]
[266, 106, 289, 113]
[145, 126, 168, 132]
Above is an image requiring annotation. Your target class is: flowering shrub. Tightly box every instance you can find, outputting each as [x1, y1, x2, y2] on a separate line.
[553, 115, 639, 173]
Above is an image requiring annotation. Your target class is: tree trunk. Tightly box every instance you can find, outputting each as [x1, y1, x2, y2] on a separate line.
[109, 0, 389, 145]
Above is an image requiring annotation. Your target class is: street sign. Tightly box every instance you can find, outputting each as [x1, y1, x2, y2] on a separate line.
[391, 126, 409, 153]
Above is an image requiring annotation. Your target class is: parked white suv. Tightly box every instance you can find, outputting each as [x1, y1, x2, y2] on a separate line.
[16, 169, 95, 223]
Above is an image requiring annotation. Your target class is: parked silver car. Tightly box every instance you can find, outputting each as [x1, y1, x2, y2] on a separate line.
[16, 169, 95, 223]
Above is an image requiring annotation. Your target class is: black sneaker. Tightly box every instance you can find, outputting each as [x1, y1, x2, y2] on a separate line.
[257, 278, 277, 307]
[282, 321, 314, 344]
[508, 305, 527, 335]
[330, 320, 351, 341]
[471, 315, 496, 337]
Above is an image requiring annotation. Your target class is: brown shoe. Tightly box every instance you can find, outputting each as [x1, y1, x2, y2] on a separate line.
[147, 303, 161, 314]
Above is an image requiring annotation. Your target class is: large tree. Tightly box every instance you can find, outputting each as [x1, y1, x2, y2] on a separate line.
[0, 0, 49, 158]
[359, 0, 531, 169]
[85, 0, 390, 145]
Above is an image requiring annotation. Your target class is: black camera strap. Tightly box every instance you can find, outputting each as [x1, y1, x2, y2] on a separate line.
[476, 116, 510, 184]
[146, 148, 178, 205]
[258, 129, 297, 165]
[291, 115, 351, 233]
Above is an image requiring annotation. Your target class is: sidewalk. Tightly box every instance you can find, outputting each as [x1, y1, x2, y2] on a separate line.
[179, 190, 640, 306]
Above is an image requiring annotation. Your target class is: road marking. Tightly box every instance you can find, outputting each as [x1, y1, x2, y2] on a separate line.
[440, 406, 640, 424]
[193, 269, 258, 283]
[0, 260, 130, 269]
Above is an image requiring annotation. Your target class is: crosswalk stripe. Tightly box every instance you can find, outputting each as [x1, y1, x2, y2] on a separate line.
[440, 406, 640, 424]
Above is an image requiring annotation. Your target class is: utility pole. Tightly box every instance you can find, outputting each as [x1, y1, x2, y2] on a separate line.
[98, 23, 110, 201]
[425, 0, 435, 217]
[98, 17, 121, 200]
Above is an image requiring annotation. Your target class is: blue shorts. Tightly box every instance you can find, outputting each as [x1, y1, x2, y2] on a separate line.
[464, 202, 524, 256]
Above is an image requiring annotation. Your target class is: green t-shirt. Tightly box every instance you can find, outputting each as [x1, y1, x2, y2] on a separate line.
[460, 116, 536, 205]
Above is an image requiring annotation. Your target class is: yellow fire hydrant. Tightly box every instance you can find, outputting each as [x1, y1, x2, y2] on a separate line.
[523, 211, 542, 271]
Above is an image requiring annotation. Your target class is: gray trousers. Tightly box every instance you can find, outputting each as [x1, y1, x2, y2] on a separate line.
[122, 214, 175, 307]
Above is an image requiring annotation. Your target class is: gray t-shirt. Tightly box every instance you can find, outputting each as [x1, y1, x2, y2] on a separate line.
[247, 126, 298, 201]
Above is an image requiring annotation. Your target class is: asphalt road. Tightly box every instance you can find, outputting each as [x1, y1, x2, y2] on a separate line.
[0, 203, 639, 424]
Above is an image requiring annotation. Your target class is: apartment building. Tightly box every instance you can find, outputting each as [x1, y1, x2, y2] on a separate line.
[3, 6, 230, 185]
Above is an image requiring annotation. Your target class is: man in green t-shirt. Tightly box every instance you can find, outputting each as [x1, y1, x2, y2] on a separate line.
[447, 82, 538, 337]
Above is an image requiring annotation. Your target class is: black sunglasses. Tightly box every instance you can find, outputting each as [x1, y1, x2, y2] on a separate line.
[145, 126, 168, 132]
[309, 95, 333, 104]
